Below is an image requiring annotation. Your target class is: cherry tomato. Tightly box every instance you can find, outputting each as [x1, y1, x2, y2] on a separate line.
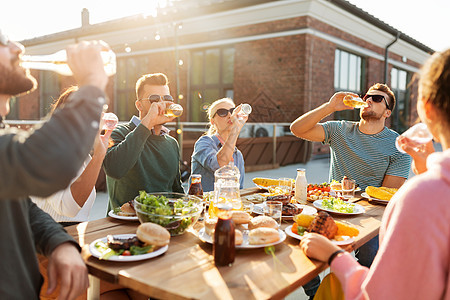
[292, 223, 298, 234]
[122, 250, 131, 256]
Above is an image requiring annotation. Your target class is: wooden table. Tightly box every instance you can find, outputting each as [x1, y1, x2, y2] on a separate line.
[66, 189, 386, 299]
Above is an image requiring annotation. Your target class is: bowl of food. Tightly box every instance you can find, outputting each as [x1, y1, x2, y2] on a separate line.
[133, 191, 202, 236]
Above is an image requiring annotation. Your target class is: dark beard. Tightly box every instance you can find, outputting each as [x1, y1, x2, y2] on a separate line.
[361, 110, 383, 121]
[0, 59, 37, 96]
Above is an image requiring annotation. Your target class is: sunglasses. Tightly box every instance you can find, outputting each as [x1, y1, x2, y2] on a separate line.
[139, 94, 173, 103]
[362, 94, 390, 110]
[214, 107, 235, 118]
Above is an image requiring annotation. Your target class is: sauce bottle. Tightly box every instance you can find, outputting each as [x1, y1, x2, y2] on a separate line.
[188, 174, 203, 197]
[295, 168, 307, 204]
[213, 203, 235, 266]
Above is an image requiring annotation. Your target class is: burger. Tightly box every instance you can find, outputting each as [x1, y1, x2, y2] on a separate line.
[136, 223, 171, 247]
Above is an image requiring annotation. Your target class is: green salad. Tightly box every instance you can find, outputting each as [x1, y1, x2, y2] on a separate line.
[135, 191, 199, 235]
[321, 197, 355, 213]
[94, 241, 153, 260]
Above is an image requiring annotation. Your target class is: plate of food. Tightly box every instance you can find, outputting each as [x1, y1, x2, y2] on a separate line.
[362, 186, 398, 204]
[199, 215, 286, 249]
[89, 223, 170, 261]
[253, 203, 317, 219]
[108, 201, 138, 221]
[313, 198, 365, 215]
[285, 225, 354, 245]
[287, 212, 359, 245]
[198, 227, 286, 249]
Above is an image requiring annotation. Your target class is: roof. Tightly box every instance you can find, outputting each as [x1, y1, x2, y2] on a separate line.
[20, 0, 434, 54]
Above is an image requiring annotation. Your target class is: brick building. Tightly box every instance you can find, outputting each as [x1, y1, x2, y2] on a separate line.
[12, 0, 433, 161]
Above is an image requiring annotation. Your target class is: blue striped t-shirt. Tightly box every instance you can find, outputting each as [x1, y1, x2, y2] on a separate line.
[322, 121, 411, 189]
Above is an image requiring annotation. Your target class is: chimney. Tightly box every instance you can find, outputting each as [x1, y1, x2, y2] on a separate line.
[81, 8, 90, 27]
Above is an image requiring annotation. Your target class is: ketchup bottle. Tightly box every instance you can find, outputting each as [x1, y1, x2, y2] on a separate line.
[213, 204, 235, 266]
[188, 174, 203, 197]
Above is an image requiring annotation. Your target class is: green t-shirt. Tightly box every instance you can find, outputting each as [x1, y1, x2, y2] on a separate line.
[103, 120, 184, 210]
[322, 120, 411, 189]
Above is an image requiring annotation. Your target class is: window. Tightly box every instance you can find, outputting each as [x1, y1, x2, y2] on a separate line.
[334, 49, 364, 121]
[116, 56, 150, 120]
[390, 67, 410, 133]
[39, 71, 60, 118]
[5, 96, 19, 120]
[190, 47, 234, 122]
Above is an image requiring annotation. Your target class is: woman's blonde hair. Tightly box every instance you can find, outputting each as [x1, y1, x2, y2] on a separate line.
[205, 97, 235, 136]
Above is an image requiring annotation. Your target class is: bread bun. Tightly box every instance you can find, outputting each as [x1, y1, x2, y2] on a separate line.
[204, 218, 217, 236]
[231, 211, 251, 224]
[248, 228, 280, 245]
[136, 223, 170, 247]
[248, 216, 278, 230]
[119, 202, 136, 216]
[235, 229, 243, 245]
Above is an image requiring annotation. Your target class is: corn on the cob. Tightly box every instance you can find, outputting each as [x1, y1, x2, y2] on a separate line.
[252, 177, 281, 187]
[293, 214, 359, 237]
[365, 186, 396, 200]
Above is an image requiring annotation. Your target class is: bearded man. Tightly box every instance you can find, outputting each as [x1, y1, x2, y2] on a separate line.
[0, 31, 109, 299]
[289, 83, 411, 295]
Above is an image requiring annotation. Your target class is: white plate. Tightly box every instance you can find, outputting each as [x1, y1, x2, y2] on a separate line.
[108, 210, 139, 221]
[330, 187, 361, 192]
[198, 228, 286, 249]
[361, 192, 389, 204]
[89, 234, 168, 262]
[313, 200, 365, 215]
[253, 203, 317, 219]
[284, 225, 354, 246]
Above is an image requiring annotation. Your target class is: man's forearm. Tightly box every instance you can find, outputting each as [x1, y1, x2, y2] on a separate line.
[290, 103, 334, 136]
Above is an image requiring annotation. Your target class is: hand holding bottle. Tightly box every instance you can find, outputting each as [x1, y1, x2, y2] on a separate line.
[65, 40, 111, 90]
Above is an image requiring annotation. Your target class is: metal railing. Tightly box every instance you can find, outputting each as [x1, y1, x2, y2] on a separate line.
[5, 120, 294, 166]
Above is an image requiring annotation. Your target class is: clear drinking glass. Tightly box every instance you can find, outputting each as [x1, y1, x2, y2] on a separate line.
[264, 201, 282, 227]
[395, 123, 433, 153]
[278, 178, 293, 195]
[341, 179, 356, 199]
[102, 112, 118, 131]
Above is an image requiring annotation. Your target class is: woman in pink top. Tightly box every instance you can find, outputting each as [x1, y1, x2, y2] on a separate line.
[300, 48, 450, 300]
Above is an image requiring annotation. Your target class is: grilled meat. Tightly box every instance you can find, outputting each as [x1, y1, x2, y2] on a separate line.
[267, 194, 292, 205]
[282, 203, 303, 216]
[106, 235, 144, 251]
[307, 211, 338, 239]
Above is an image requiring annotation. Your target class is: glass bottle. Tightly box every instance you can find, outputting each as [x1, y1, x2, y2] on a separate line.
[237, 103, 252, 120]
[295, 168, 307, 204]
[213, 204, 235, 266]
[188, 174, 203, 197]
[21, 49, 117, 76]
[343, 95, 367, 108]
[164, 103, 183, 117]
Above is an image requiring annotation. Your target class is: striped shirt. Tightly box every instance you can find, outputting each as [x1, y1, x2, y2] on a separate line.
[322, 121, 411, 190]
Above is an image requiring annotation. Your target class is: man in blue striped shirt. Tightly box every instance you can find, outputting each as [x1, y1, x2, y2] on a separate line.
[290, 83, 411, 296]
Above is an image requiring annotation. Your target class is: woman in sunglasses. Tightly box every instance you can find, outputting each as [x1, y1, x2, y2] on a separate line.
[300, 49, 450, 300]
[191, 98, 248, 192]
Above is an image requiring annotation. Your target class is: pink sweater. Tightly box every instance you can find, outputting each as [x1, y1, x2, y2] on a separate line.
[331, 149, 450, 300]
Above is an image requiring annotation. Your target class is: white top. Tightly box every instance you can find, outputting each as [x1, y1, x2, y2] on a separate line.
[31, 156, 96, 222]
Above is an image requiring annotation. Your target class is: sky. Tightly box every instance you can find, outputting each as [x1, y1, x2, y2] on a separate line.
[0, 0, 449, 52]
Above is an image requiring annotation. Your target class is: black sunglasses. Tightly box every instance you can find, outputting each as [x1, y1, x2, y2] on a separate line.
[139, 94, 173, 103]
[214, 107, 235, 117]
[362, 94, 390, 110]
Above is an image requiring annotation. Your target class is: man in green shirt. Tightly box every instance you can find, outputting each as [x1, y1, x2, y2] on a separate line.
[104, 73, 184, 210]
